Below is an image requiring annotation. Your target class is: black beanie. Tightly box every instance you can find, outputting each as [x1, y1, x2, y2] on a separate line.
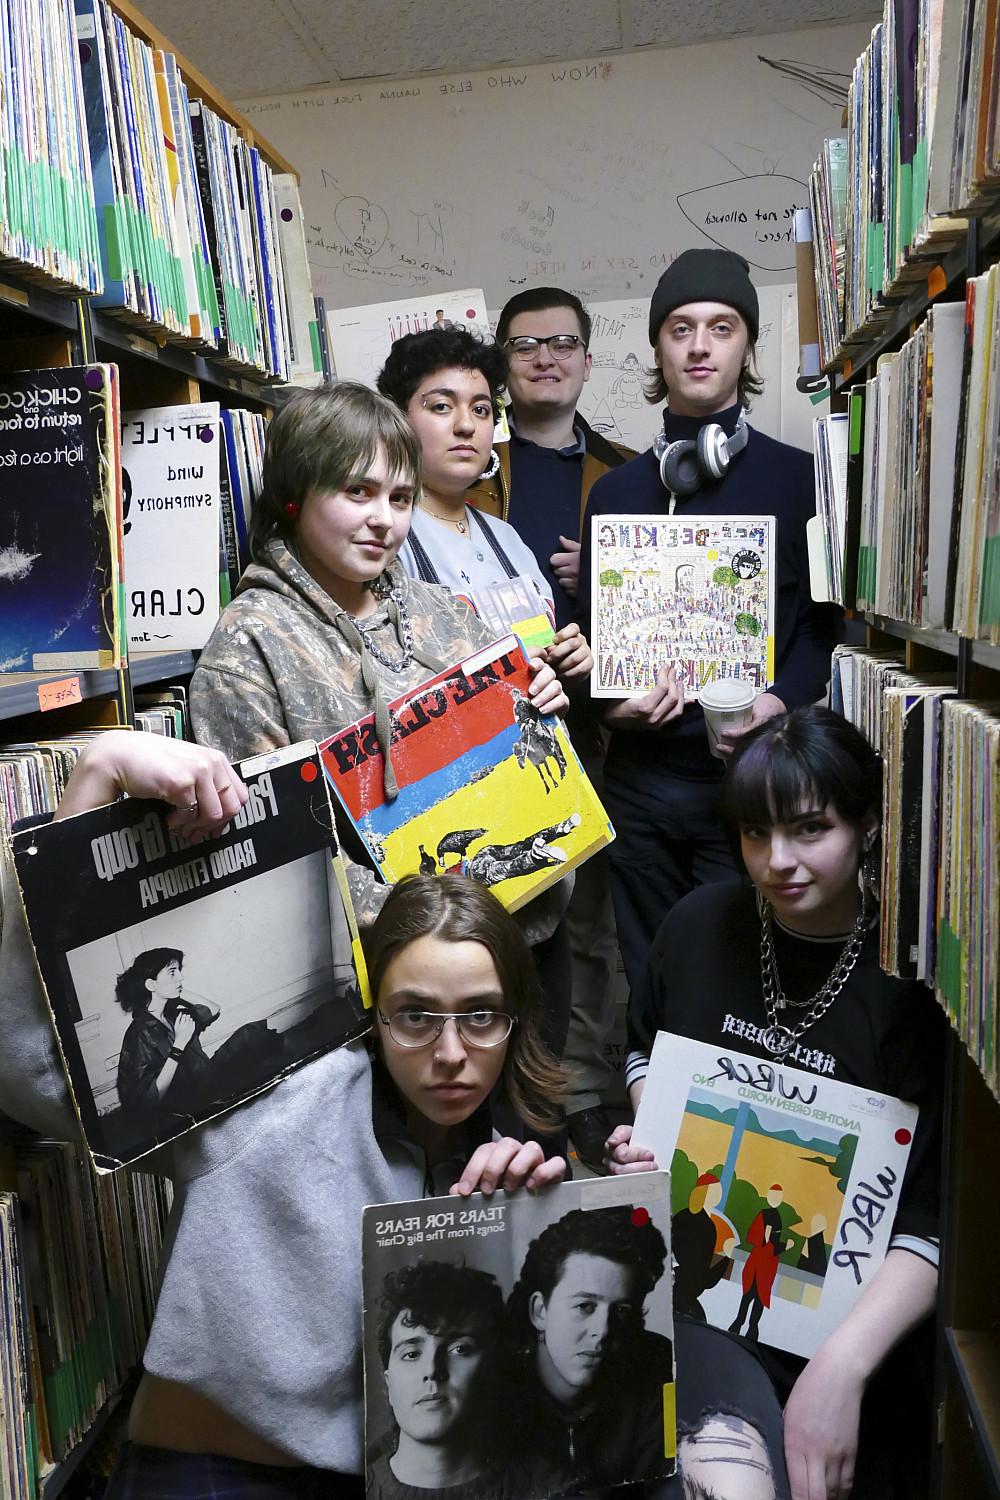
[648, 249, 759, 344]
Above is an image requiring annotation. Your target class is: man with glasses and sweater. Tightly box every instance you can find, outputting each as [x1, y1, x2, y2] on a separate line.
[469, 288, 631, 1174]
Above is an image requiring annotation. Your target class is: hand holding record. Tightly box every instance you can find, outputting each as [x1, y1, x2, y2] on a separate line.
[53, 731, 248, 835]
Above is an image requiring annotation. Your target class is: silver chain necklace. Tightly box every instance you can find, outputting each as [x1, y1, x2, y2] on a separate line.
[352, 576, 415, 672]
[758, 893, 869, 1059]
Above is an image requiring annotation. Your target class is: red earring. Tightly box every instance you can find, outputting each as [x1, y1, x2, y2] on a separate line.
[283, 501, 301, 521]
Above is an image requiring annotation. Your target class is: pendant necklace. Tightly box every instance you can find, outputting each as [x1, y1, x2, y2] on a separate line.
[757, 892, 869, 1059]
[423, 506, 468, 534]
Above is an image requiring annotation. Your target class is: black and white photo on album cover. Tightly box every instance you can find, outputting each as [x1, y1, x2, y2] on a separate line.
[11, 742, 369, 1170]
[362, 1172, 675, 1500]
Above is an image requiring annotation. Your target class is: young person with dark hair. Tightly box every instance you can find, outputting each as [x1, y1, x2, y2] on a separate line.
[468, 287, 632, 1170]
[376, 329, 589, 687]
[577, 250, 843, 998]
[0, 735, 568, 1500]
[609, 706, 945, 1500]
[114, 948, 216, 1113]
[370, 1263, 506, 1499]
[504, 1202, 673, 1493]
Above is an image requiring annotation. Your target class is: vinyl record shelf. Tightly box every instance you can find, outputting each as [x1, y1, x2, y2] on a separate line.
[833, 208, 1000, 1497]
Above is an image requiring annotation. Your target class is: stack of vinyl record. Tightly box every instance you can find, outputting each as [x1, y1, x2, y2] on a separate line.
[0, 0, 102, 292]
[0, 1144, 171, 1490]
[808, 0, 999, 362]
[72, 0, 316, 377]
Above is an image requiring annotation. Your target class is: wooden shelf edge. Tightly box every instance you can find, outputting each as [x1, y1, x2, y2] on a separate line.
[863, 613, 961, 657]
[129, 651, 199, 687]
[0, 653, 196, 725]
[89, 308, 280, 406]
[833, 203, 1000, 390]
[944, 1329, 1000, 1499]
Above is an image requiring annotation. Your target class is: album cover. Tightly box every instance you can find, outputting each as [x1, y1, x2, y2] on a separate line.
[362, 1173, 675, 1500]
[12, 742, 369, 1170]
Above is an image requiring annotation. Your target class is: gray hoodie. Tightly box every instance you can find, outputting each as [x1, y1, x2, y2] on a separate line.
[0, 835, 437, 1471]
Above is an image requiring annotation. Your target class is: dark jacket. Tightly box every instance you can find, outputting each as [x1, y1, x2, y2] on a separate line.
[579, 404, 843, 779]
[509, 1328, 675, 1492]
[468, 414, 633, 537]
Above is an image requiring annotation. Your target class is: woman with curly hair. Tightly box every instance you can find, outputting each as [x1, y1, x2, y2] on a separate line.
[377, 330, 592, 687]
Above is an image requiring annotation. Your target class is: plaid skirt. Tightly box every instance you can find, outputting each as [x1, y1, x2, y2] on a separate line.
[104, 1443, 365, 1500]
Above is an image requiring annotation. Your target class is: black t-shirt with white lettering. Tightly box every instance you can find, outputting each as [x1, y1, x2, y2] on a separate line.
[627, 882, 945, 1247]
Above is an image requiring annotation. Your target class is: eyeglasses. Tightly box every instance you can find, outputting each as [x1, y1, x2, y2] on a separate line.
[377, 1008, 516, 1049]
[504, 335, 585, 361]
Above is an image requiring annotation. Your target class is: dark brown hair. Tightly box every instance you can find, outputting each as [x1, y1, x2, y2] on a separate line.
[364, 874, 565, 1132]
[496, 287, 592, 348]
[247, 383, 422, 559]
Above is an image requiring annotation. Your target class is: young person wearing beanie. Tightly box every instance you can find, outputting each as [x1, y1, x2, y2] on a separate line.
[576, 248, 842, 995]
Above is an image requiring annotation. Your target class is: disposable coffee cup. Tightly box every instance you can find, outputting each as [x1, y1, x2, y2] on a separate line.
[700, 680, 758, 758]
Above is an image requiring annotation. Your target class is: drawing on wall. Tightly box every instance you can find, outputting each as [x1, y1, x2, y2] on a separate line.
[757, 56, 851, 108]
[577, 301, 663, 452]
[238, 23, 873, 310]
[677, 173, 806, 273]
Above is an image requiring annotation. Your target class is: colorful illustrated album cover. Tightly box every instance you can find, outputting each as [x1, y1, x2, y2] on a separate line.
[591, 515, 775, 700]
[362, 1173, 675, 1500]
[320, 636, 613, 914]
[0, 363, 121, 673]
[11, 743, 370, 1171]
[633, 1033, 918, 1357]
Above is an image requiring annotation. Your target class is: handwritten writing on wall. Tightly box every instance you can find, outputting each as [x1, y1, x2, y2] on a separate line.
[238, 21, 870, 309]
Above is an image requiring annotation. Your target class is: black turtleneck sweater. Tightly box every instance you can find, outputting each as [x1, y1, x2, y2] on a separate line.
[577, 403, 842, 778]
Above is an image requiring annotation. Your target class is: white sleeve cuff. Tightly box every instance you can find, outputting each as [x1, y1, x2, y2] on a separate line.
[888, 1233, 940, 1269]
[624, 1050, 650, 1091]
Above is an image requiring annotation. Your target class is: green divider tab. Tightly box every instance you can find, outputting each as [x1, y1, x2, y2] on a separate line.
[848, 391, 863, 455]
[936, 923, 961, 1017]
[979, 535, 1000, 627]
[309, 319, 322, 372]
[899, 162, 913, 256]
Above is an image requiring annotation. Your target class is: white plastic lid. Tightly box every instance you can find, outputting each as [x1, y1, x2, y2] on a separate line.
[700, 679, 758, 711]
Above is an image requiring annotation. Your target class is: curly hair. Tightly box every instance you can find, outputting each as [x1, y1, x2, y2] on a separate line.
[377, 329, 508, 415]
[115, 948, 184, 1014]
[364, 874, 565, 1132]
[720, 704, 882, 835]
[505, 1205, 668, 1354]
[376, 1260, 505, 1370]
[247, 383, 421, 560]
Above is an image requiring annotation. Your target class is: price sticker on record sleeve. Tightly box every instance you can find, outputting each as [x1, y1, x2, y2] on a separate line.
[37, 677, 83, 712]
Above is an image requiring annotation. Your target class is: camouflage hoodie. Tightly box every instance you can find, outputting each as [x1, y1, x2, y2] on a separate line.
[190, 538, 569, 940]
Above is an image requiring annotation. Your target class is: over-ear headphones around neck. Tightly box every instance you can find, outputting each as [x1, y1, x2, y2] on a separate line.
[653, 409, 749, 499]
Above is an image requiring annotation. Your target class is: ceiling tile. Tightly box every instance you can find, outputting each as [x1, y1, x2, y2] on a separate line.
[137, 0, 876, 99]
[286, 0, 623, 79]
[139, 0, 337, 96]
[630, 0, 876, 47]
